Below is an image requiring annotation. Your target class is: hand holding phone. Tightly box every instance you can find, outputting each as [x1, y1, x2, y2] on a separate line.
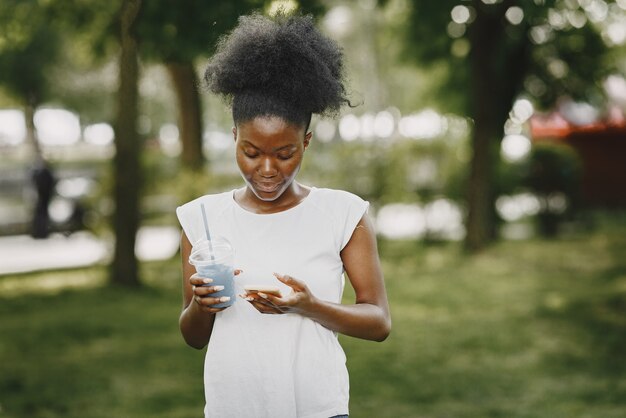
[244, 285, 282, 298]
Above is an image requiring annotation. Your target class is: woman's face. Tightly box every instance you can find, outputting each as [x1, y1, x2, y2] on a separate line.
[234, 116, 311, 202]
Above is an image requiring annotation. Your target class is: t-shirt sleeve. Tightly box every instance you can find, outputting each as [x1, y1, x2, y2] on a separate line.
[338, 192, 370, 251]
[176, 192, 231, 247]
[176, 199, 202, 246]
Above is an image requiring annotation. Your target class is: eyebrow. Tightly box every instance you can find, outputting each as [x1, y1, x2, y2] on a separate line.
[241, 140, 297, 152]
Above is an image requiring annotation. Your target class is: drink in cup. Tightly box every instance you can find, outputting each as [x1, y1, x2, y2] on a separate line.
[189, 237, 235, 308]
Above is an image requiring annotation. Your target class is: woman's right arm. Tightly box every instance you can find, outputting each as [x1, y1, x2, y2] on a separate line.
[179, 232, 226, 349]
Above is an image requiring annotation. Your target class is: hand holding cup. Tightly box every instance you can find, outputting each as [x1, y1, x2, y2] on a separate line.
[189, 237, 237, 310]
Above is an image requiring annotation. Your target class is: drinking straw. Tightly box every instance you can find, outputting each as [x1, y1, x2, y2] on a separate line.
[200, 203, 215, 261]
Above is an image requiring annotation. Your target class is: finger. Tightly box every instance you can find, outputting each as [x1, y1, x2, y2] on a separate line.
[257, 292, 283, 307]
[194, 295, 225, 313]
[244, 294, 282, 311]
[248, 298, 282, 314]
[194, 294, 228, 313]
[190, 276, 213, 286]
[194, 285, 225, 296]
[191, 272, 212, 281]
[273, 273, 303, 291]
[195, 295, 231, 307]
[256, 293, 282, 308]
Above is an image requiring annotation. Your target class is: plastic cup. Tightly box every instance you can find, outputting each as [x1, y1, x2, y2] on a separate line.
[189, 237, 235, 308]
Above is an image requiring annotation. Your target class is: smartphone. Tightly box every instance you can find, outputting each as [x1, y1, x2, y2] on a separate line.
[244, 285, 282, 297]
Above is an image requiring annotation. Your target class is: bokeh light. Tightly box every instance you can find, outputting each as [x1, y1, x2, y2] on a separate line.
[451, 5, 471, 24]
[83, 123, 114, 146]
[501, 134, 532, 162]
[203, 130, 232, 151]
[360, 113, 376, 141]
[339, 114, 360, 142]
[510, 99, 534, 124]
[0, 109, 25, 146]
[374, 110, 395, 138]
[505, 6, 524, 25]
[323, 5, 353, 38]
[158, 123, 180, 156]
[314, 119, 336, 143]
[496, 193, 541, 222]
[399, 110, 446, 140]
[34, 109, 81, 146]
[376, 203, 425, 239]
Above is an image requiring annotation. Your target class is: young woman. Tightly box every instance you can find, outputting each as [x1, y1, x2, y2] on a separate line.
[176, 13, 390, 418]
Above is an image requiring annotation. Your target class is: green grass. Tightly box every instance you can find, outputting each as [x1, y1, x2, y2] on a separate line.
[2, 217, 626, 417]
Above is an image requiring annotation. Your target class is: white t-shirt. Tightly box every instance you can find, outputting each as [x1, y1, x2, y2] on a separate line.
[176, 187, 369, 418]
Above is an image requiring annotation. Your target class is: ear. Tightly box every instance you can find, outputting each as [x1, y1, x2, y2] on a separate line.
[232, 126, 237, 142]
[303, 131, 312, 150]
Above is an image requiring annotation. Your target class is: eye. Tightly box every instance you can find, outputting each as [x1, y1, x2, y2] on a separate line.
[243, 150, 259, 158]
[277, 153, 294, 160]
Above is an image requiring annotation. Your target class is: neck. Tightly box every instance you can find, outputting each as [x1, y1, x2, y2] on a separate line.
[239, 182, 310, 214]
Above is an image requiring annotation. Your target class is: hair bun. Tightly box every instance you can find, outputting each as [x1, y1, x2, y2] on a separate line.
[204, 13, 348, 124]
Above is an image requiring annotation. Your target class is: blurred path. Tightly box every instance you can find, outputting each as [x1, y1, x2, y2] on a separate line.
[0, 226, 180, 275]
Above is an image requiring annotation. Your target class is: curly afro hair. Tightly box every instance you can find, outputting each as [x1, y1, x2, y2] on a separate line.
[204, 13, 349, 129]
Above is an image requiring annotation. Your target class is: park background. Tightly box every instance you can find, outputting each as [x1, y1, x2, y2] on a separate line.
[1, 0, 626, 416]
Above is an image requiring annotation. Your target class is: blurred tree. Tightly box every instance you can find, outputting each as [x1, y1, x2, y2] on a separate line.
[111, 0, 143, 286]
[0, 0, 60, 157]
[404, 0, 614, 251]
[37, 0, 145, 286]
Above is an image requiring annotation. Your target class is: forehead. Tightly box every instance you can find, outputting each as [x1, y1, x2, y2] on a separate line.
[237, 116, 305, 142]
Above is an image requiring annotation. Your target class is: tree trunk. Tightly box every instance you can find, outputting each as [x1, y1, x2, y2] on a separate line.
[111, 0, 142, 287]
[464, 3, 505, 252]
[166, 61, 204, 171]
[24, 100, 42, 159]
[465, 0, 529, 251]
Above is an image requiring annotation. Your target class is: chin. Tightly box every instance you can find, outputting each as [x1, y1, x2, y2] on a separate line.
[252, 189, 284, 202]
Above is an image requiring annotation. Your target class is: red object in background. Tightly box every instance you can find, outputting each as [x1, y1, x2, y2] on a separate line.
[529, 109, 626, 207]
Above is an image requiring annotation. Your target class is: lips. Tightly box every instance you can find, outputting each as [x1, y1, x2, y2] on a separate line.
[254, 181, 282, 193]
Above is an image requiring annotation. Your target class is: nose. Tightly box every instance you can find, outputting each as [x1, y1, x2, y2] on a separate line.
[259, 156, 278, 177]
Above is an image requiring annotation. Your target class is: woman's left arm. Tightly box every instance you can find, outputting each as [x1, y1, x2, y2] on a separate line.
[247, 214, 391, 341]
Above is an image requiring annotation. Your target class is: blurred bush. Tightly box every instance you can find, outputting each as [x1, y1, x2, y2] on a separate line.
[524, 142, 583, 237]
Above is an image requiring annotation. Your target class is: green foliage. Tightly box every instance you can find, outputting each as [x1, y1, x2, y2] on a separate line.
[525, 142, 583, 197]
[403, 0, 615, 114]
[493, 157, 527, 198]
[44, 0, 121, 57]
[138, 0, 263, 63]
[529, 22, 611, 110]
[138, 0, 326, 64]
[0, 0, 121, 115]
[0, 0, 61, 105]
[524, 142, 583, 236]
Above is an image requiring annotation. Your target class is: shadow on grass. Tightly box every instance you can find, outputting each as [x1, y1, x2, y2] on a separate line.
[0, 283, 203, 418]
[537, 224, 626, 400]
[543, 293, 626, 375]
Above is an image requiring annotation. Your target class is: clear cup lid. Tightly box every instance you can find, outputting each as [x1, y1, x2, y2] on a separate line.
[189, 238, 233, 266]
